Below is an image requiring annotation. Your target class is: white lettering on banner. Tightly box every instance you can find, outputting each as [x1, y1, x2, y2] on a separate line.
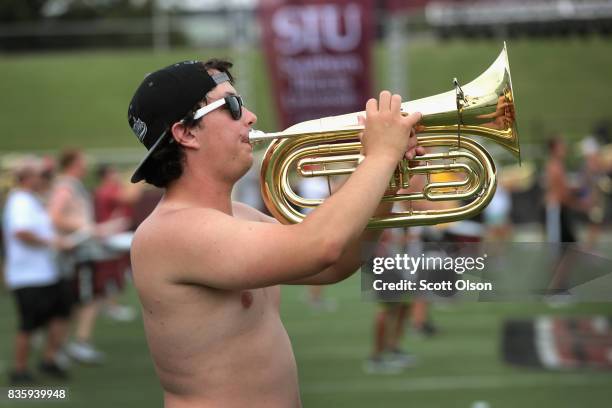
[320, 4, 362, 52]
[279, 55, 363, 74]
[286, 92, 358, 108]
[291, 76, 352, 91]
[272, 4, 362, 55]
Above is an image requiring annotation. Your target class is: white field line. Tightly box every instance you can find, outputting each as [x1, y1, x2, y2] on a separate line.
[302, 373, 612, 394]
[295, 345, 493, 360]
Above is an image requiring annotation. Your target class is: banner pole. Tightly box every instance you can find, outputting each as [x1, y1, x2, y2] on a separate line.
[385, 10, 408, 98]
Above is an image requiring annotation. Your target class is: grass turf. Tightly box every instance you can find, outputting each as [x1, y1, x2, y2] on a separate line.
[0, 38, 611, 156]
[1, 274, 612, 407]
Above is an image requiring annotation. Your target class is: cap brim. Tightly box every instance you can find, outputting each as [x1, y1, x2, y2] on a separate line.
[130, 132, 168, 183]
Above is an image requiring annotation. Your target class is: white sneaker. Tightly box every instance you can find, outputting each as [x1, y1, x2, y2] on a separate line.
[362, 356, 403, 374]
[308, 298, 337, 312]
[105, 305, 137, 322]
[65, 341, 105, 364]
[387, 349, 418, 368]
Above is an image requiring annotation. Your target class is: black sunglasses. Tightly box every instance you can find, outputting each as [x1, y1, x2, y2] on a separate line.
[192, 94, 243, 121]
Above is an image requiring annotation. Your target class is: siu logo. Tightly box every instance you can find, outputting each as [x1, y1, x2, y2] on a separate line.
[132, 118, 147, 142]
[272, 4, 362, 55]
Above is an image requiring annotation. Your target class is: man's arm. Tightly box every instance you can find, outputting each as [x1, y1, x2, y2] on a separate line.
[14, 230, 52, 247]
[284, 203, 393, 285]
[234, 201, 393, 285]
[14, 230, 71, 251]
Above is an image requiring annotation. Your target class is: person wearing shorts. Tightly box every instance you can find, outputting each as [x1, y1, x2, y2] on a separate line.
[48, 149, 111, 364]
[3, 157, 72, 384]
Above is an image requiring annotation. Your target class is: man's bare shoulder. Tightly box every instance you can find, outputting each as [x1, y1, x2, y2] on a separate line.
[133, 206, 223, 253]
[132, 204, 275, 256]
[130, 205, 241, 288]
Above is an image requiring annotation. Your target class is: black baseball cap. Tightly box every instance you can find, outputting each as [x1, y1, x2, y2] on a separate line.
[127, 60, 230, 183]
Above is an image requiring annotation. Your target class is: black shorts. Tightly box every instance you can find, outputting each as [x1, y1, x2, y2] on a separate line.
[13, 281, 73, 333]
[559, 205, 577, 243]
[546, 204, 577, 243]
[69, 261, 100, 304]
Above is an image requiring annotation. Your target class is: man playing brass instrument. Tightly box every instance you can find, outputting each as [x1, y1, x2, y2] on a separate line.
[127, 59, 423, 408]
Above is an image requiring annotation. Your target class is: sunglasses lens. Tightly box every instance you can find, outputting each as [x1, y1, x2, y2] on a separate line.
[226, 95, 242, 120]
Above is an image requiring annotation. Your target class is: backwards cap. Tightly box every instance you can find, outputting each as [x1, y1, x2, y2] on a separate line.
[127, 60, 229, 183]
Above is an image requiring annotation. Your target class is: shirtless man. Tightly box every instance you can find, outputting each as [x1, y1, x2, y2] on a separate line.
[127, 59, 422, 407]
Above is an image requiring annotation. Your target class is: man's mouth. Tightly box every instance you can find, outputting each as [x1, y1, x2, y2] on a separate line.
[240, 135, 252, 147]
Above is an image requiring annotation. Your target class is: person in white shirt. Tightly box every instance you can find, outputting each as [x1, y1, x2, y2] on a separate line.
[3, 157, 72, 384]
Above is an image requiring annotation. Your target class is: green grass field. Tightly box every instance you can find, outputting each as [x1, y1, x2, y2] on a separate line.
[1, 38, 612, 156]
[1, 274, 612, 408]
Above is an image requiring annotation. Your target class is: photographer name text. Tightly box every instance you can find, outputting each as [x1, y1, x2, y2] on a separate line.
[372, 278, 492, 292]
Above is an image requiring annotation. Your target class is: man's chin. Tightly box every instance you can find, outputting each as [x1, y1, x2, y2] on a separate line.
[238, 157, 254, 178]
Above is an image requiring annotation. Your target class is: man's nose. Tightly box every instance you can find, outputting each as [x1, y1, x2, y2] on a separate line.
[244, 107, 257, 126]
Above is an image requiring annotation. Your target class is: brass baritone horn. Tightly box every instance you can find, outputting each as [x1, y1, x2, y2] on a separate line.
[249, 43, 520, 228]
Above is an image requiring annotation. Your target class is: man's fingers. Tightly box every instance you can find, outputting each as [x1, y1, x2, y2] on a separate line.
[365, 98, 377, 116]
[405, 111, 422, 127]
[379, 90, 392, 112]
[390, 94, 402, 115]
[405, 152, 424, 166]
[404, 144, 426, 162]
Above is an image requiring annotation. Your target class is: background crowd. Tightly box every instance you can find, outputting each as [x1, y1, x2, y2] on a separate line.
[1, 149, 153, 384]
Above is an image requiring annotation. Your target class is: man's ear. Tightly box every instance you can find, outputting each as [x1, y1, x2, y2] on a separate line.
[170, 122, 200, 150]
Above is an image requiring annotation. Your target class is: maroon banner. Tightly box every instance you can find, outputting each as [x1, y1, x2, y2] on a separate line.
[259, 0, 375, 129]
